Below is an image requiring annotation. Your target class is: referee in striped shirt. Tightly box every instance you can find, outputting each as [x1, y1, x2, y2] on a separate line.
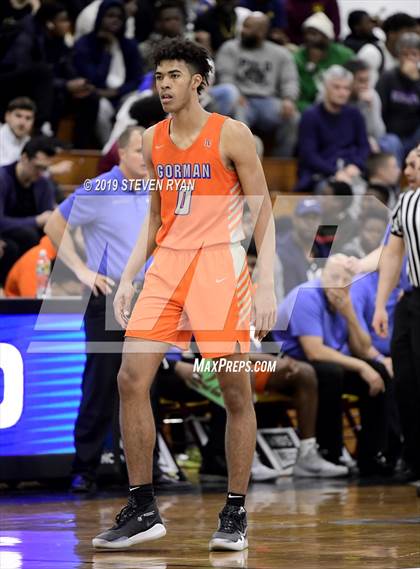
[373, 143, 420, 483]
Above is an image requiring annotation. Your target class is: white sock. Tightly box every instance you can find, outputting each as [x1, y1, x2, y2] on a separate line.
[299, 438, 316, 456]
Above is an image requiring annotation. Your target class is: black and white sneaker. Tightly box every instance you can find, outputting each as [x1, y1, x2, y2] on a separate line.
[209, 505, 248, 551]
[92, 496, 166, 549]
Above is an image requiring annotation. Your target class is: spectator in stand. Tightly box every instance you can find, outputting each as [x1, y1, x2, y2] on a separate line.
[0, 137, 56, 282]
[274, 254, 393, 475]
[194, 0, 238, 54]
[295, 65, 370, 192]
[286, 0, 340, 47]
[344, 10, 378, 54]
[133, 0, 154, 44]
[294, 12, 353, 112]
[216, 12, 299, 157]
[376, 32, 420, 165]
[358, 12, 418, 86]
[75, 0, 137, 40]
[0, 3, 54, 131]
[0, 95, 72, 178]
[344, 59, 402, 160]
[342, 207, 389, 259]
[365, 152, 401, 206]
[73, 0, 143, 145]
[0, 97, 35, 167]
[31, 1, 100, 149]
[276, 198, 323, 295]
[140, 1, 187, 72]
[238, 0, 288, 44]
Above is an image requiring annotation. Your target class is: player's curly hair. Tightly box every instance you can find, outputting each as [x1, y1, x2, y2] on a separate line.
[152, 37, 212, 94]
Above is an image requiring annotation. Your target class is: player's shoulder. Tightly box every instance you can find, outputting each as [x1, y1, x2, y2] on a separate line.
[220, 118, 254, 145]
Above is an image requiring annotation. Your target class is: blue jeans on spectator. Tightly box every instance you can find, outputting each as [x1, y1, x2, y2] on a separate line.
[240, 96, 299, 157]
[209, 84, 241, 118]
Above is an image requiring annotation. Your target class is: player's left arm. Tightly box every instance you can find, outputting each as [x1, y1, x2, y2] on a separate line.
[221, 119, 277, 340]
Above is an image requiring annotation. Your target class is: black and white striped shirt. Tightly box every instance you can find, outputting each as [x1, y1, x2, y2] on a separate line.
[391, 189, 420, 287]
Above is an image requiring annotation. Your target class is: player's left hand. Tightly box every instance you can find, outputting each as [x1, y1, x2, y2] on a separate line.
[251, 283, 277, 341]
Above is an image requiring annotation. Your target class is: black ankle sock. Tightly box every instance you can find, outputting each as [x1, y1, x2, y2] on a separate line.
[226, 492, 246, 508]
[129, 483, 154, 508]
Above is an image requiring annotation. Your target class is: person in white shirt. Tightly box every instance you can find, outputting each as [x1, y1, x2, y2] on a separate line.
[358, 12, 418, 87]
[0, 97, 35, 167]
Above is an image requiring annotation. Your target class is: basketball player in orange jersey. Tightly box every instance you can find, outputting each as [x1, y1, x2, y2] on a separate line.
[92, 38, 277, 552]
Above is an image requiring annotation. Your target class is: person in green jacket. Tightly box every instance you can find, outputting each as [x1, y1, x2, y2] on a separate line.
[294, 12, 354, 112]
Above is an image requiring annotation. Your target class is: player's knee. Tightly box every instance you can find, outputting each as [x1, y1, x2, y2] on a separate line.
[222, 383, 252, 414]
[117, 364, 143, 397]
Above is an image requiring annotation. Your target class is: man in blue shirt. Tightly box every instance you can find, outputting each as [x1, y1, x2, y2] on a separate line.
[45, 126, 184, 492]
[274, 254, 392, 475]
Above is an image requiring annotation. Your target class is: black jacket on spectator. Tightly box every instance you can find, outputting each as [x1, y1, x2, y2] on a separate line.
[343, 33, 380, 54]
[0, 163, 55, 233]
[73, 0, 142, 100]
[377, 68, 420, 139]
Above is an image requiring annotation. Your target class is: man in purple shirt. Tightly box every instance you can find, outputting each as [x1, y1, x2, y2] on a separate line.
[295, 65, 370, 192]
[274, 254, 393, 475]
[0, 136, 56, 283]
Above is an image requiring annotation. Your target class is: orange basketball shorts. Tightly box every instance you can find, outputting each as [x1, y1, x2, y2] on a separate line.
[125, 243, 251, 358]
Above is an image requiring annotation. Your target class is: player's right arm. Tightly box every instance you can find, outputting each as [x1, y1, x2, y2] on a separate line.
[114, 126, 162, 328]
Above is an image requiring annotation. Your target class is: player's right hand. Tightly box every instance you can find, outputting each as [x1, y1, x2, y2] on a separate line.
[113, 280, 135, 329]
[359, 363, 385, 397]
[372, 306, 388, 338]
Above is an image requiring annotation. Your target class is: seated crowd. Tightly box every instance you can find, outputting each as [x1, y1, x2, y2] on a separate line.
[0, 0, 420, 491]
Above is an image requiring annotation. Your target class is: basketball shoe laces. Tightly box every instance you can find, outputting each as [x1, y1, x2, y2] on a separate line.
[113, 494, 139, 528]
[219, 505, 245, 534]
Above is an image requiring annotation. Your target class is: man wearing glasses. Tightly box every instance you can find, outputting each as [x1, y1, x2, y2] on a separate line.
[0, 136, 57, 284]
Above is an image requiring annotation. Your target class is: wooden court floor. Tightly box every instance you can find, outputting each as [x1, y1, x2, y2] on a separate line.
[0, 480, 419, 569]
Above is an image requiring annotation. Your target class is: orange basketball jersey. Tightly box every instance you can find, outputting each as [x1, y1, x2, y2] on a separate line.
[152, 113, 245, 249]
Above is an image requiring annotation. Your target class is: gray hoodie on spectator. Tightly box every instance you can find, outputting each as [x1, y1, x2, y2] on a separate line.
[350, 89, 386, 141]
[216, 39, 299, 102]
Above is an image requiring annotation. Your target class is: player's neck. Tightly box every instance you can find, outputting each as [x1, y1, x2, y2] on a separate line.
[170, 100, 210, 135]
